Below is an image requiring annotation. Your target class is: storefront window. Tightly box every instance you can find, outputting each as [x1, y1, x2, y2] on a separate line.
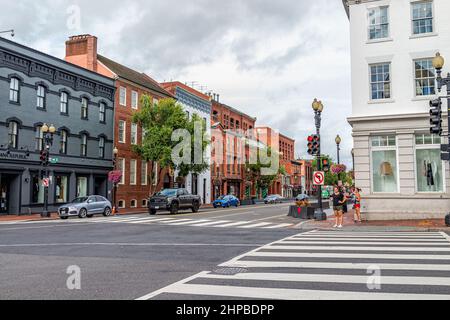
[31, 174, 44, 204]
[371, 135, 398, 193]
[416, 134, 444, 193]
[77, 177, 88, 197]
[55, 175, 68, 203]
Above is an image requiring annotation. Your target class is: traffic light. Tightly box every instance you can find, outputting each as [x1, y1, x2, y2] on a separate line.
[430, 98, 443, 136]
[307, 136, 314, 155]
[39, 149, 49, 167]
[307, 135, 320, 156]
[322, 158, 330, 172]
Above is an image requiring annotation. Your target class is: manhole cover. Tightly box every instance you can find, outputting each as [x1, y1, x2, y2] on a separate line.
[212, 267, 248, 275]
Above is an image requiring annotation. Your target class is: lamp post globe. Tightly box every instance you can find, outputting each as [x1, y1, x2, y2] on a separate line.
[433, 52, 445, 70]
[335, 135, 342, 146]
[42, 123, 49, 133]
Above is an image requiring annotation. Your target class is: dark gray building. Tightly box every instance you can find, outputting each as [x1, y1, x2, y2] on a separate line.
[0, 37, 115, 215]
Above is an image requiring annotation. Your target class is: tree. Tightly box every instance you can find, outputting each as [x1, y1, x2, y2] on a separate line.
[132, 97, 188, 195]
[312, 155, 354, 187]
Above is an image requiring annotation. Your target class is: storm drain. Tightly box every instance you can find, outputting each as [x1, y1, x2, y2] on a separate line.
[212, 267, 248, 276]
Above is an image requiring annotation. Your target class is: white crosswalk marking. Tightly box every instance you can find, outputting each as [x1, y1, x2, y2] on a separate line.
[137, 230, 450, 300]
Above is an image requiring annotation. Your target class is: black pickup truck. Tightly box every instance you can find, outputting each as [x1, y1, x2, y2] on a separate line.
[148, 188, 202, 215]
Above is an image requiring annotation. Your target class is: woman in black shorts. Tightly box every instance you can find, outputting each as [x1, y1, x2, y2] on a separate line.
[331, 187, 346, 228]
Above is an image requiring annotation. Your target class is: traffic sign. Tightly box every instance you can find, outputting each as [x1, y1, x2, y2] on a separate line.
[50, 158, 59, 164]
[42, 178, 50, 188]
[313, 171, 325, 186]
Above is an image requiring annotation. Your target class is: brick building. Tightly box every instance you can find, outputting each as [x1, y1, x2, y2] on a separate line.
[299, 160, 314, 195]
[210, 98, 257, 200]
[65, 35, 174, 211]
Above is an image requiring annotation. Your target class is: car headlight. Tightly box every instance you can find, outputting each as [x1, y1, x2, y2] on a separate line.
[68, 207, 77, 211]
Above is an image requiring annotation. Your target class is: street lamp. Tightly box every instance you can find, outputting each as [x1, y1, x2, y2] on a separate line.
[312, 99, 327, 221]
[41, 124, 56, 218]
[335, 135, 342, 165]
[113, 147, 119, 214]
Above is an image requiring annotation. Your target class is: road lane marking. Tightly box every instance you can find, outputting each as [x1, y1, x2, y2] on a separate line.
[190, 220, 232, 227]
[238, 222, 273, 229]
[248, 251, 450, 260]
[263, 224, 295, 229]
[288, 237, 448, 242]
[267, 245, 450, 252]
[215, 221, 255, 228]
[159, 219, 192, 224]
[278, 240, 450, 246]
[128, 218, 176, 224]
[168, 219, 211, 226]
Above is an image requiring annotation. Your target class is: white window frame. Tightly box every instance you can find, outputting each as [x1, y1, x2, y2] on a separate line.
[411, 0, 434, 36]
[131, 91, 138, 109]
[367, 6, 390, 41]
[118, 120, 126, 144]
[130, 159, 137, 185]
[130, 199, 137, 208]
[118, 158, 125, 185]
[81, 134, 88, 157]
[99, 103, 106, 123]
[60, 130, 68, 154]
[142, 199, 148, 208]
[118, 200, 126, 209]
[60, 92, 68, 114]
[35, 126, 43, 151]
[369, 62, 392, 101]
[414, 133, 446, 194]
[413, 58, 436, 97]
[119, 87, 127, 106]
[37, 85, 46, 109]
[141, 161, 148, 186]
[9, 78, 20, 103]
[99, 137, 105, 158]
[81, 98, 89, 119]
[153, 162, 158, 186]
[370, 135, 400, 194]
[131, 123, 138, 145]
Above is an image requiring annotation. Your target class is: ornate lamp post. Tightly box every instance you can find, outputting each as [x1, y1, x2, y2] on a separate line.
[312, 99, 326, 221]
[432, 53, 450, 156]
[335, 135, 342, 165]
[41, 124, 56, 218]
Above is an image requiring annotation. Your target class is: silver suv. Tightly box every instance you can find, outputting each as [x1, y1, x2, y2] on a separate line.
[58, 196, 112, 219]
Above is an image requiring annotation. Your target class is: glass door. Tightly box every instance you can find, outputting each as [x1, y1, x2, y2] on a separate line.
[0, 175, 9, 215]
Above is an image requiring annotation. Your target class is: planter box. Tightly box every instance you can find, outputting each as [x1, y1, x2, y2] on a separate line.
[288, 206, 315, 220]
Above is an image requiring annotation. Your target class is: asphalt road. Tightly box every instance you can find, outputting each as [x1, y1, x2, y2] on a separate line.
[0, 203, 301, 300]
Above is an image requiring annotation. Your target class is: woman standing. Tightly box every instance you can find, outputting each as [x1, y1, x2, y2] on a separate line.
[331, 187, 347, 229]
[354, 188, 362, 223]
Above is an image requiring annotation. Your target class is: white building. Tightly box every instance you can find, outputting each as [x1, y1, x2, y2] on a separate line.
[161, 82, 212, 205]
[344, 0, 450, 220]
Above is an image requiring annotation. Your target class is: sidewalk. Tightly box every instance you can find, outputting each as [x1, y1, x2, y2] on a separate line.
[298, 209, 449, 232]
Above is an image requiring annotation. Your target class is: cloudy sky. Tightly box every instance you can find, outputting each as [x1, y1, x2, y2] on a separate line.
[1, 0, 353, 166]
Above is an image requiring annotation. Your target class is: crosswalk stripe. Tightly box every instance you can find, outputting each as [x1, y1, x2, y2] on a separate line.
[268, 245, 450, 252]
[220, 260, 450, 271]
[168, 220, 211, 226]
[249, 251, 450, 260]
[238, 222, 273, 229]
[201, 272, 450, 286]
[279, 240, 450, 246]
[312, 232, 443, 236]
[158, 283, 450, 300]
[215, 221, 255, 228]
[263, 223, 294, 229]
[159, 219, 192, 224]
[128, 218, 175, 224]
[288, 237, 448, 242]
[190, 220, 232, 227]
[293, 235, 445, 239]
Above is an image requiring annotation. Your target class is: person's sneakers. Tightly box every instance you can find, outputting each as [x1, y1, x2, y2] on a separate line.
[338, 225, 343, 229]
[333, 224, 338, 228]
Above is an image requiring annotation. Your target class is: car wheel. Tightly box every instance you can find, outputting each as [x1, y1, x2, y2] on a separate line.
[192, 201, 200, 213]
[103, 207, 112, 217]
[149, 209, 157, 215]
[78, 208, 87, 219]
[213, 205, 217, 209]
[170, 202, 179, 215]
[60, 216, 68, 220]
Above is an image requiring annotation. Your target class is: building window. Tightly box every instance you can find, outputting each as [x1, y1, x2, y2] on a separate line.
[60, 92, 68, 114]
[9, 77, 20, 103]
[76, 177, 88, 197]
[55, 175, 68, 203]
[119, 87, 127, 106]
[118, 200, 125, 209]
[99, 103, 106, 123]
[412, 1, 433, 35]
[118, 158, 125, 185]
[153, 162, 158, 186]
[81, 98, 88, 119]
[80, 134, 88, 157]
[99, 137, 105, 158]
[35, 126, 44, 151]
[118, 120, 126, 143]
[131, 123, 138, 145]
[415, 134, 443, 193]
[60, 130, 68, 154]
[31, 174, 44, 204]
[186, 111, 190, 119]
[142, 127, 147, 143]
[37, 85, 46, 109]
[370, 63, 391, 100]
[141, 161, 148, 185]
[132, 91, 138, 109]
[415, 59, 435, 96]
[8, 121, 18, 149]
[368, 6, 389, 40]
[371, 135, 398, 193]
[153, 98, 159, 106]
[142, 199, 148, 207]
[130, 159, 137, 185]
[130, 199, 137, 208]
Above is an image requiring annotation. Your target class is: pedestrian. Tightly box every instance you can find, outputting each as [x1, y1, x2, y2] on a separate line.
[331, 186, 346, 229]
[353, 188, 362, 223]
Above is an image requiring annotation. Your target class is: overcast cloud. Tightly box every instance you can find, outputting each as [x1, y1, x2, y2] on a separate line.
[1, 0, 352, 166]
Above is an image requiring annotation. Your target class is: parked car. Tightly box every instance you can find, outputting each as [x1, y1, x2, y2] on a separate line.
[264, 194, 284, 204]
[58, 196, 112, 219]
[213, 195, 240, 208]
[148, 188, 202, 215]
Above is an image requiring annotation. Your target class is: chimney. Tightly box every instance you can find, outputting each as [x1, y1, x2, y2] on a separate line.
[65, 34, 98, 72]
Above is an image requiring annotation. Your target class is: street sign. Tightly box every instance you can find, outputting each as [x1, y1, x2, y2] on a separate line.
[49, 158, 59, 164]
[313, 171, 325, 186]
[42, 178, 50, 188]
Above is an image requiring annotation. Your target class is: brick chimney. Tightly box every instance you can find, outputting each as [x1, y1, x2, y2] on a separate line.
[65, 34, 98, 72]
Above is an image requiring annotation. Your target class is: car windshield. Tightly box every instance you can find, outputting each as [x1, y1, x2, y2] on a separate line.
[217, 196, 225, 200]
[71, 197, 88, 204]
[157, 189, 178, 197]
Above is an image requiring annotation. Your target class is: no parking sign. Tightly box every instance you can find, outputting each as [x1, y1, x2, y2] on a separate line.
[313, 171, 325, 186]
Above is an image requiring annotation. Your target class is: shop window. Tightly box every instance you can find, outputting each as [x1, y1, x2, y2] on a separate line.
[55, 175, 68, 203]
[371, 135, 398, 193]
[76, 177, 88, 197]
[31, 174, 45, 204]
[416, 134, 444, 193]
